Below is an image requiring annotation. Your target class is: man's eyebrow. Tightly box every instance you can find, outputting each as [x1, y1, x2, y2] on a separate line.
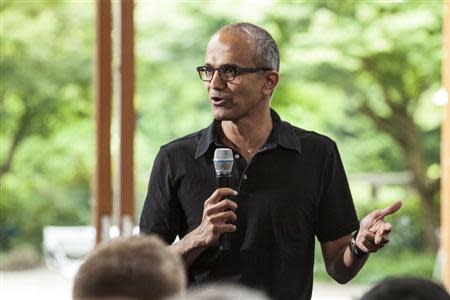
[222, 63, 238, 67]
[203, 63, 239, 68]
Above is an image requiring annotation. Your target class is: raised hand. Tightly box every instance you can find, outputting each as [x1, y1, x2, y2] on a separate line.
[356, 201, 402, 253]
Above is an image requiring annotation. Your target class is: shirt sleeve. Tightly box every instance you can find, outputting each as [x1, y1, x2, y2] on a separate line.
[315, 141, 359, 242]
[139, 147, 183, 244]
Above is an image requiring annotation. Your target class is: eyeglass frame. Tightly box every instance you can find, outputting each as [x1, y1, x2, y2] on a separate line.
[196, 64, 272, 82]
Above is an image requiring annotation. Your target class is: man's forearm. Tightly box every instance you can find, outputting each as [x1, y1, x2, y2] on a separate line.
[328, 245, 368, 284]
[169, 229, 208, 267]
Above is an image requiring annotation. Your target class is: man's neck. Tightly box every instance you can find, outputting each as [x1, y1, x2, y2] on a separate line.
[220, 109, 273, 161]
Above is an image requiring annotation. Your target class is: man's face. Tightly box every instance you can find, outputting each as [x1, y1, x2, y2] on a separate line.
[204, 31, 268, 122]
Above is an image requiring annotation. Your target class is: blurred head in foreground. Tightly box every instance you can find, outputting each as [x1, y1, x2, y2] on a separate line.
[360, 276, 450, 300]
[170, 283, 270, 300]
[73, 235, 186, 300]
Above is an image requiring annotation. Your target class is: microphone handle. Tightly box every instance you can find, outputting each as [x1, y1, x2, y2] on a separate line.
[216, 174, 232, 189]
[216, 174, 233, 251]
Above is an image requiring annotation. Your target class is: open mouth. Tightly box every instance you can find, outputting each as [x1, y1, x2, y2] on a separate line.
[210, 96, 228, 106]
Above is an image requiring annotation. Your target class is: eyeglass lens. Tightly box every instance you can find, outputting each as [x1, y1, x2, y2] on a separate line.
[200, 65, 236, 81]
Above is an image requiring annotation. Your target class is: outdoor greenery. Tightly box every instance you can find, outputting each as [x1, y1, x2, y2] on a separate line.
[1, 0, 444, 282]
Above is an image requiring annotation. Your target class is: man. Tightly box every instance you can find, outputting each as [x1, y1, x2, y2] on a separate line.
[140, 22, 402, 300]
[72, 235, 186, 300]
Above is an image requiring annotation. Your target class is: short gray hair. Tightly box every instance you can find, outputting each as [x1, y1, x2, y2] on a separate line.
[73, 235, 186, 300]
[218, 22, 280, 71]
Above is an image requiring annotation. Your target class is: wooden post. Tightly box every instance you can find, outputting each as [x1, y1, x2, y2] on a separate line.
[441, 0, 450, 291]
[119, 0, 135, 233]
[94, 0, 113, 244]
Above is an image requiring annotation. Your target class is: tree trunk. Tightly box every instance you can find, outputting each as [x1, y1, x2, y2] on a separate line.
[403, 143, 440, 251]
[0, 109, 31, 181]
[359, 102, 440, 251]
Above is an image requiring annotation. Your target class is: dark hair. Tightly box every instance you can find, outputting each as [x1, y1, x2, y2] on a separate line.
[360, 277, 450, 300]
[217, 22, 280, 71]
[73, 235, 186, 300]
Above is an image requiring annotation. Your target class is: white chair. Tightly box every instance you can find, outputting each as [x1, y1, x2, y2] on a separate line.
[42, 226, 95, 279]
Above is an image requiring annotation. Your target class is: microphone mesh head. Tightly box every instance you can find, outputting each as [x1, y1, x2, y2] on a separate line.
[213, 148, 234, 176]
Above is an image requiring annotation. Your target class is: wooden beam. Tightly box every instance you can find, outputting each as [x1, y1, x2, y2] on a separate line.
[442, 0, 450, 291]
[94, 0, 113, 244]
[119, 0, 135, 233]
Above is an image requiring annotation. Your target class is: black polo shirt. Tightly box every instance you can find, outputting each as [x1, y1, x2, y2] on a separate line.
[140, 109, 359, 300]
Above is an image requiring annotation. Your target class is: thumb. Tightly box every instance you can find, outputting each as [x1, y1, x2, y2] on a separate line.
[372, 200, 403, 219]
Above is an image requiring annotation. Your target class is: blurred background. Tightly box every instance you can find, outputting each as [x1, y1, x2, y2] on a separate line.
[1, 0, 447, 299]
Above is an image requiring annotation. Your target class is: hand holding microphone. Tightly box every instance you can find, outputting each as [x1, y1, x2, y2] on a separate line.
[213, 148, 236, 251]
[192, 148, 237, 250]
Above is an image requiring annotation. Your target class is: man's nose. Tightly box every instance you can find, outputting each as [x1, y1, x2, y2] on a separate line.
[209, 70, 226, 90]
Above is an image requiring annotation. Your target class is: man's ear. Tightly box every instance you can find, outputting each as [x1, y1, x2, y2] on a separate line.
[263, 71, 279, 96]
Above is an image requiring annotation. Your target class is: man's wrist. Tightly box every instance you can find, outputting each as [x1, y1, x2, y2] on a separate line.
[183, 227, 206, 249]
[349, 230, 368, 258]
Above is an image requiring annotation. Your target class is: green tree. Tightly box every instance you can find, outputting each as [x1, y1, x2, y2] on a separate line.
[266, 1, 442, 249]
[1, 1, 93, 179]
[1, 1, 94, 249]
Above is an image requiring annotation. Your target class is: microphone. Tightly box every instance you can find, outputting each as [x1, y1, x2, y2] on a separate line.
[213, 148, 234, 251]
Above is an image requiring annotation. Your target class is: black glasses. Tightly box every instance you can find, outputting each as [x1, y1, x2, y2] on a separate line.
[196, 64, 271, 82]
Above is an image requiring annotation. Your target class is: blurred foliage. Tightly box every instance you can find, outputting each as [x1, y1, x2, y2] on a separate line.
[1, 1, 94, 250]
[0, 0, 443, 279]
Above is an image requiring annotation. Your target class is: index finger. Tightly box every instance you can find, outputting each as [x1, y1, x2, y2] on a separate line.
[373, 200, 402, 219]
[206, 188, 238, 204]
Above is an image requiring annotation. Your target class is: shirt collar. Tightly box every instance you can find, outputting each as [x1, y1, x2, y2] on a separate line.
[267, 109, 302, 154]
[195, 108, 301, 160]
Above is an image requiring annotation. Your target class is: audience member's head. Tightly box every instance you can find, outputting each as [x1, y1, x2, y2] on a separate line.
[73, 234, 186, 300]
[171, 283, 270, 300]
[360, 276, 450, 300]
